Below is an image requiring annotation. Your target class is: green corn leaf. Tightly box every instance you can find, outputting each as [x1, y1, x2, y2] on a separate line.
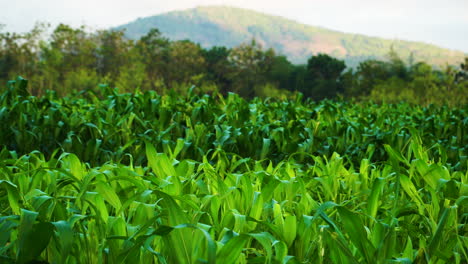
[154, 191, 193, 264]
[402, 236, 413, 261]
[51, 221, 74, 262]
[399, 174, 425, 214]
[367, 177, 384, 219]
[260, 138, 271, 159]
[384, 144, 409, 167]
[248, 232, 275, 262]
[337, 206, 376, 262]
[283, 215, 297, 247]
[216, 234, 249, 264]
[427, 206, 452, 257]
[96, 181, 122, 210]
[17, 210, 54, 264]
[0, 180, 21, 215]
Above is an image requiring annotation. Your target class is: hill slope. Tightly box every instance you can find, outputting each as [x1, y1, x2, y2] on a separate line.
[116, 6, 466, 66]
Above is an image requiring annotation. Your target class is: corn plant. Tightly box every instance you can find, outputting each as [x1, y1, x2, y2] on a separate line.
[0, 77, 466, 263]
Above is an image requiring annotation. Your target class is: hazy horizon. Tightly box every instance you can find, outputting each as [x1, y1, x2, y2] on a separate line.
[1, 0, 467, 52]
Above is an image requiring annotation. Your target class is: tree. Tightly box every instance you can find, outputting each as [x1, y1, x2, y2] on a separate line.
[0, 31, 21, 80]
[303, 53, 346, 99]
[96, 29, 133, 78]
[227, 39, 275, 97]
[455, 57, 468, 82]
[202, 46, 232, 93]
[387, 47, 409, 81]
[266, 55, 294, 91]
[0, 24, 41, 77]
[135, 28, 170, 90]
[0, 23, 46, 93]
[289, 65, 308, 93]
[40, 24, 99, 94]
[48, 24, 98, 71]
[166, 40, 206, 85]
[352, 60, 392, 97]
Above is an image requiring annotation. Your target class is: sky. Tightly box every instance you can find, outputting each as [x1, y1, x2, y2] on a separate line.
[1, 0, 467, 52]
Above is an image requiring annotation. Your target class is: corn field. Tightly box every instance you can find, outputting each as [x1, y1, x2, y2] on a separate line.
[0, 77, 467, 263]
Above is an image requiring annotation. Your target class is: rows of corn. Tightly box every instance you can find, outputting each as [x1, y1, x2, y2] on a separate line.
[0, 77, 467, 263]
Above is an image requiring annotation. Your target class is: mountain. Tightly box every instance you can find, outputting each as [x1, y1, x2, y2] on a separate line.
[115, 6, 466, 66]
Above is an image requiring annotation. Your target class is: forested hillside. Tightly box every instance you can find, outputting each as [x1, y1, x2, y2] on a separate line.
[116, 6, 466, 66]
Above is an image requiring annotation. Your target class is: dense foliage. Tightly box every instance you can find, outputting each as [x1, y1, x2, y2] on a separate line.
[0, 24, 467, 105]
[0, 78, 467, 263]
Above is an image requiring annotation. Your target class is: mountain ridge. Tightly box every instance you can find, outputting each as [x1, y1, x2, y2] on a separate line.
[115, 6, 466, 66]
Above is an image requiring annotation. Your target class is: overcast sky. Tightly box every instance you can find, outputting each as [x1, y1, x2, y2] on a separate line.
[1, 0, 467, 52]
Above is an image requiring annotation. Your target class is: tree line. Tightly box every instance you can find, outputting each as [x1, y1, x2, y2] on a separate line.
[1, 23, 467, 105]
